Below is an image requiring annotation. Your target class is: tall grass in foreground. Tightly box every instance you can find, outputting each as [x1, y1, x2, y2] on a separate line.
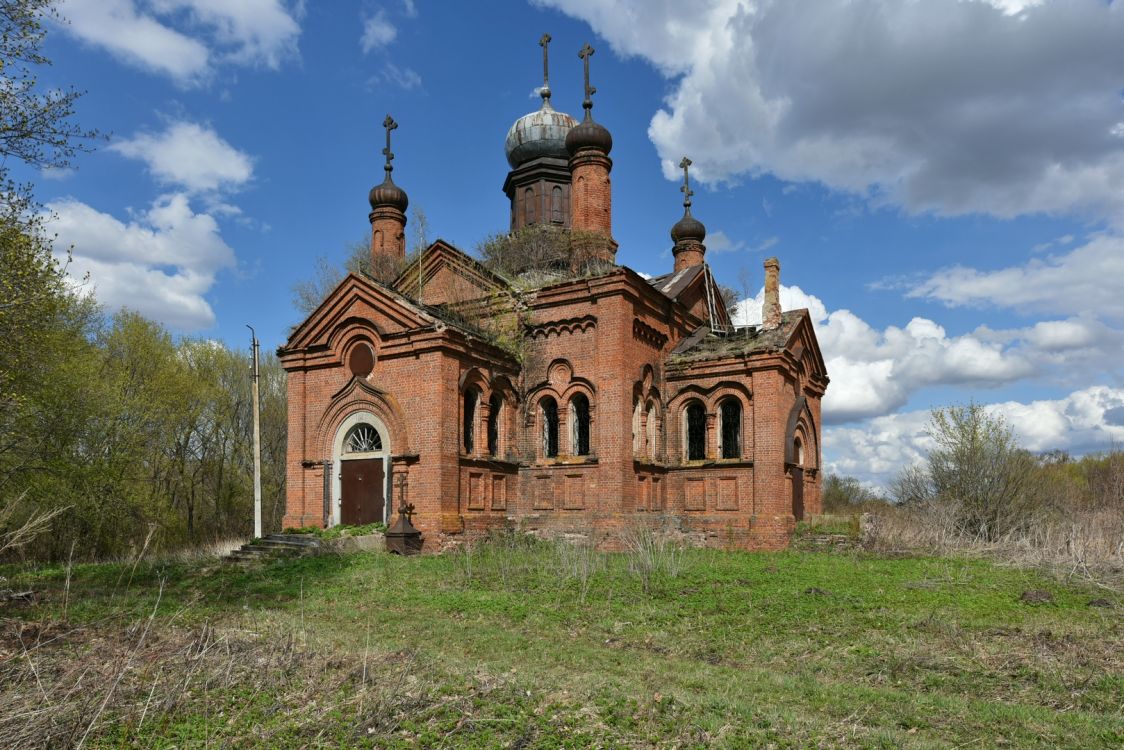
[864, 504, 1124, 584]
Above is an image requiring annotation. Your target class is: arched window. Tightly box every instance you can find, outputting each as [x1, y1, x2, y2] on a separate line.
[541, 396, 559, 458]
[463, 387, 479, 454]
[632, 399, 642, 454]
[685, 402, 706, 461]
[524, 187, 535, 225]
[487, 393, 502, 456]
[343, 423, 382, 454]
[794, 435, 805, 466]
[720, 399, 741, 459]
[551, 186, 564, 223]
[570, 393, 591, 456]
[646, 404, 657, 460]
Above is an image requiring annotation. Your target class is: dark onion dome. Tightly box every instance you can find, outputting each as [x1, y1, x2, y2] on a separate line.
[565, 112, 612, 156]
[671, 210, 706, 244]
[505, 95, 578, 168]
[369, 176, 408, 212]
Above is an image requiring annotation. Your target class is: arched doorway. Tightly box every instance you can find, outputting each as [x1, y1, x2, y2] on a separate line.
[333, 413, 391, 526]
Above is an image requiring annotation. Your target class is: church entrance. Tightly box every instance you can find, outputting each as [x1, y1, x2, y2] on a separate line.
[334, 414, 391, 526]
[340, 458, 385, 525]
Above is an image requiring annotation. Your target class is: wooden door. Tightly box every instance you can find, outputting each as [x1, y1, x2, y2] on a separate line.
[340, 458, 385, 525]
[792, 468, 805, 522]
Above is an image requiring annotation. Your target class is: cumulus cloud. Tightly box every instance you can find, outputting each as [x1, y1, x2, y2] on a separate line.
[825, 386, 1124, 487]
[57, 0, 301, 84]
[908, 233, 1124, 321]
[536, 0, 1124, 226]
[110, 121, 254, 194]
[732, 284, 1036, 422]
[44, 194, 236, 330]
[361, 10, 397, 53]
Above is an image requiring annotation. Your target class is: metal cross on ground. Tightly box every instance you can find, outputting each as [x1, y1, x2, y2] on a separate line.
[680, 156, 694, 209]
[382, 114, 397, 176]
[579, 43, 596, 110]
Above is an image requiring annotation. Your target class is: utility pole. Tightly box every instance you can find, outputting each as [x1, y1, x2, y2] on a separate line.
[247, 325, 262, 539]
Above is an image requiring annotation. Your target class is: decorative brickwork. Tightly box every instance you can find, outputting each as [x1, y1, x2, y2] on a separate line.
[279, 59, 828, 552]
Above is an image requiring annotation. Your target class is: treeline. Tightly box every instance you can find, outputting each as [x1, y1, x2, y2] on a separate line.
[1, 225, 286, 561]
[824, 405, 1124, 571]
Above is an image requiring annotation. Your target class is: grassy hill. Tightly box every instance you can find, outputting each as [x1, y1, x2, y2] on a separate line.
[1, 536, 1121, 748]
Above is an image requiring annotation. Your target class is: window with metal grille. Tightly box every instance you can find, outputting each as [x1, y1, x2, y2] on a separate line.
[686, 402, 706, 461]
[541, 396, 559, 458]
[720, 399, 741, 459]
[463, 388, 478, 454]
[343, 424, 382, 453]
[570, 393, 590, 456]
[487, 393, 502, 456]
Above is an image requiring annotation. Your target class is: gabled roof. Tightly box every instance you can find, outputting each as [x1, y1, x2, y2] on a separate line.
[645, 263, 732, 329]
[281, 271, 484, 354]
[392, 238, 511, 298]
[668, 309, 828, 381]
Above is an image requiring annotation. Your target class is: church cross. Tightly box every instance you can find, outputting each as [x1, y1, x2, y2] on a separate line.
[579, 42, 597, 112]
[679, 156, 694, 211]
[382, 114, 398, 178]
[540, 33, 552, 90]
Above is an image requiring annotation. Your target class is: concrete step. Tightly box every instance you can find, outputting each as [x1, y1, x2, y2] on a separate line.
[266, 534, 321, 547]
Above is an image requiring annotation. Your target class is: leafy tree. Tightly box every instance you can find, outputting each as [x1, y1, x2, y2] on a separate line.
[892, 404, 1035, 541]
[821, 473, 887, 513]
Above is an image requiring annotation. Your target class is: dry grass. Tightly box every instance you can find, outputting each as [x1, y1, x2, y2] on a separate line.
[864, 504, 1124, 587]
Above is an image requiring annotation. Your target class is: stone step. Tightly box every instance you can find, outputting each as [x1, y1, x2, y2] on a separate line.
[221, 534, 322, 564]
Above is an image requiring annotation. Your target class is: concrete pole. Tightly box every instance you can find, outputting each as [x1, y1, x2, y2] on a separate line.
[247, 325, 262, 539]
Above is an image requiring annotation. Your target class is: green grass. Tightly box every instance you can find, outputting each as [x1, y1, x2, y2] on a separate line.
[1, 537, 1121, 748]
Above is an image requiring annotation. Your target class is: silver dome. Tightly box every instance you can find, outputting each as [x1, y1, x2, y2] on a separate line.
[504, 99, 577, 168]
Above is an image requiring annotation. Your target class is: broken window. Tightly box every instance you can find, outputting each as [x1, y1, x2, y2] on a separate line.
[571, 393, 590, 456]
[463, 387, 479, 454]
[686, 402, 706, 461]
[647, 404, 657, 460]
[488, 393, 502, 456]
[720, 399, 741, 459]
[541, 396, 559, 458]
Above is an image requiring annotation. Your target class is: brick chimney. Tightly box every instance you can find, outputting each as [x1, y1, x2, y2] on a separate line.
[565, 43, 616, 263]
[369, 114, 409, 265]
[761, 257, 782, 330]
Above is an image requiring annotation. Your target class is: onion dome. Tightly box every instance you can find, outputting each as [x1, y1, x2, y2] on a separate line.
[370, 113, 408, 212]
[670, 155, 705, 242]
[505, 94, 578, 168]
[671, 211, 706, 244]
[369, 177, 408, 212]
[565, 113, 612, 156]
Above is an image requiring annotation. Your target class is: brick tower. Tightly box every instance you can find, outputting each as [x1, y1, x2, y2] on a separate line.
[503, 34, 578, 232]
[368, 114, 408, 264]
[671, 156, 706, 272]
[565, 42, 616, 263]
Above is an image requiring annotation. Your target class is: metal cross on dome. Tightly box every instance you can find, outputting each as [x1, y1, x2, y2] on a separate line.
[578, 42, 597, 112]
[540, 33, 552, 91]
[382, 114, 397, 177]
[679, 156, 694, 210]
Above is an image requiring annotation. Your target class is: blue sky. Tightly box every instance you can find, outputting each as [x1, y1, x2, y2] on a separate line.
[25, 0, 1124, 486]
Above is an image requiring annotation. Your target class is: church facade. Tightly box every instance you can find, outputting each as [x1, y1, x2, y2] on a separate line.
[279, 40, 828, 551]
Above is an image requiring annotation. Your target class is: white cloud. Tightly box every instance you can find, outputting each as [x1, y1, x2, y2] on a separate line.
[825, 385, 1124, 487]
[44, 194, 236, 330]
[57, 0, 301, 84]
[705, 230, 745, 253]
[908, 233, 1124, 320]
[58, 0, 210, 82]
[110, 121, 254, 194]
[536, 0, 1124, 226]
[361, 10, 397, 53]
[726, 282, 1124, 424]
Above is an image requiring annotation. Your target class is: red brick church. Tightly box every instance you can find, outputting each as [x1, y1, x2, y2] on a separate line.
[279, 39, 828, 550]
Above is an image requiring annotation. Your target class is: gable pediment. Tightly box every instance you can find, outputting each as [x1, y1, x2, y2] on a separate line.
[786, 311, 828, 383]
[393, 239, 509, 306]
[283, 273, 438, 353]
